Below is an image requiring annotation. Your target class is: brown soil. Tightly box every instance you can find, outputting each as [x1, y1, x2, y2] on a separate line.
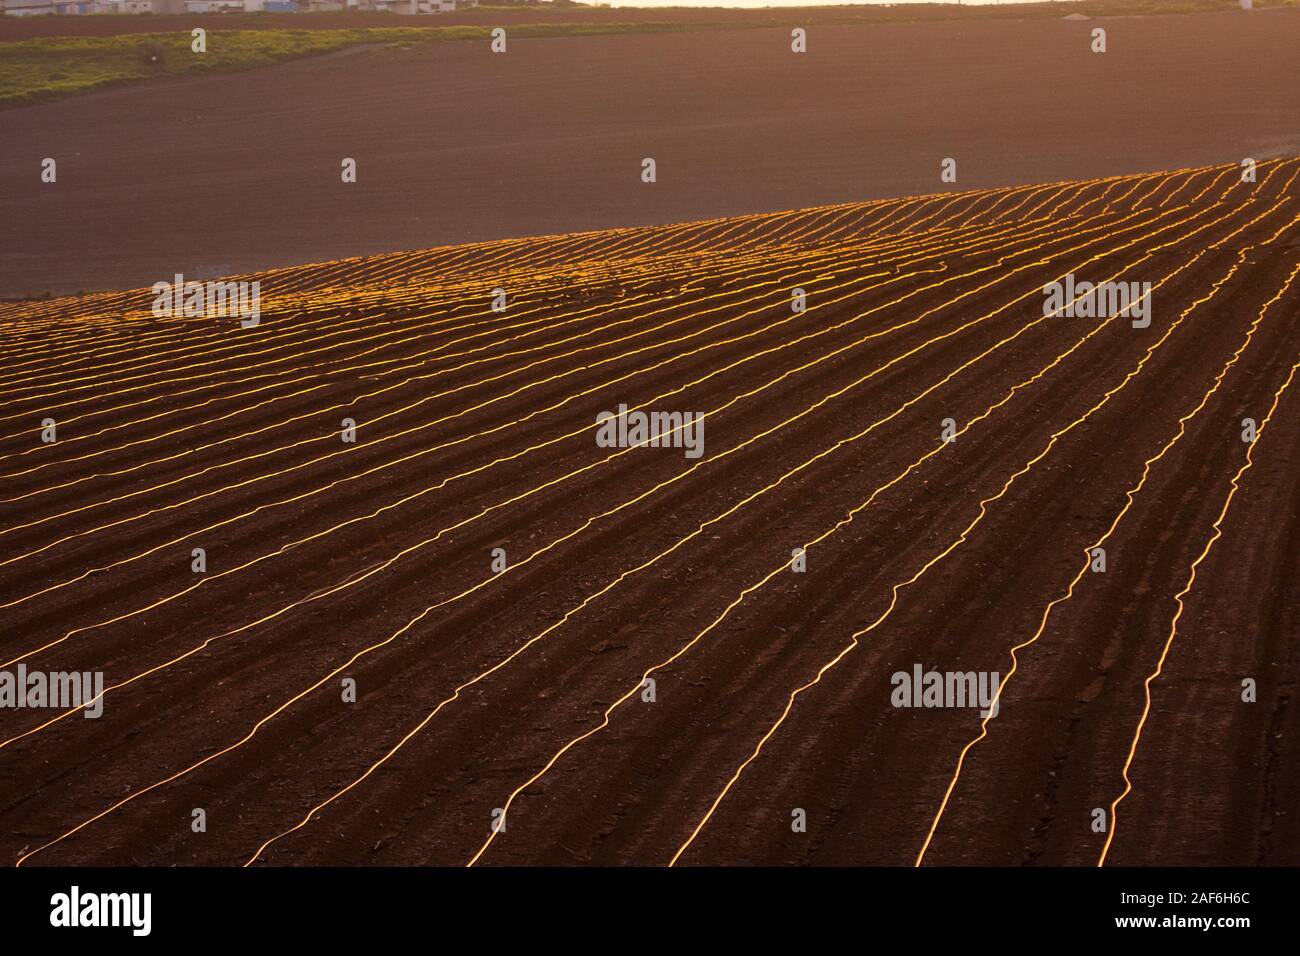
[1, 160, 1298, 866]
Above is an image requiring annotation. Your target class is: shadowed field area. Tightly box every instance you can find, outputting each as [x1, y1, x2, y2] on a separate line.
[2, 9, 1298, 297]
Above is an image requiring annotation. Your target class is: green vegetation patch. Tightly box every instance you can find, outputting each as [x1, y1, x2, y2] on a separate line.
[0, 22, 689, 108]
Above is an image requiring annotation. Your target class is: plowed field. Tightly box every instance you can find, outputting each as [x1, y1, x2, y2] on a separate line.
[2, 159, 1299, 866]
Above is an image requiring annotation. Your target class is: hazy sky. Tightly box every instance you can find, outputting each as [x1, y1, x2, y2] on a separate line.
[598, 1, 1023, 6]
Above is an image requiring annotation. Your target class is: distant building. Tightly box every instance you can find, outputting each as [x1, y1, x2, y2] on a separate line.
[97, 0, 186, 10]
[0, 0, 466, 13]
[4, 0, 58, 14]
[348, 0, 477, 12]
[181, 0, 246, 10]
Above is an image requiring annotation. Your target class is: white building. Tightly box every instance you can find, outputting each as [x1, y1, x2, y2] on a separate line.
[3, 0, 58, 14]
[352, 0, 477, 13]
[98, 0, 186, 10]
[182, 0, 249, 10]
[0, 0, 468, 12]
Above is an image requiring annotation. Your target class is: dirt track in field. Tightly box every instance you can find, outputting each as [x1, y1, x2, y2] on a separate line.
[1, 160, 1298, 867]
[2, 10, 1299, 298]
